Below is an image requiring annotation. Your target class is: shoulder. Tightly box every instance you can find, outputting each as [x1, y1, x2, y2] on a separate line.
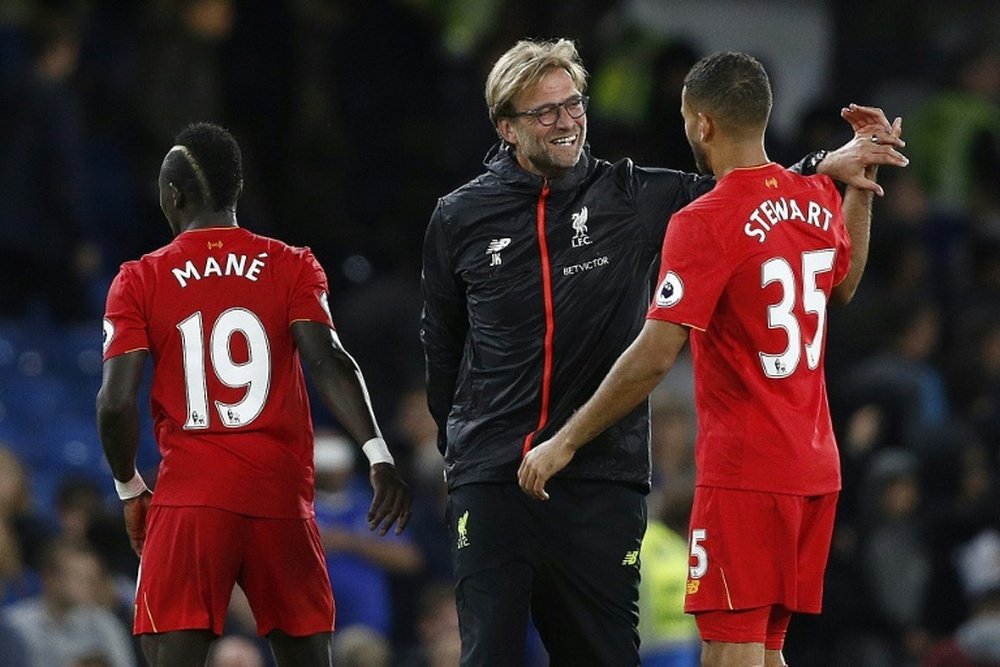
[430, 171, 500, 239]
[789, 170, 837, 194]
[438, 171, 495, 212]
[118, 239, 182, 278]
[246, 231, 319, 264]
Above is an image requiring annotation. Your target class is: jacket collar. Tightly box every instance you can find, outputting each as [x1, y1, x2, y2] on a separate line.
[483, 141, 595, 192]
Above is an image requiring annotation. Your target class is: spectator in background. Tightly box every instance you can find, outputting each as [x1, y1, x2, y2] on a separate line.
[638, 487, 700, 667]
[2, 538, 136, 667]
[649, 393, 697, 495]
[332, 625, 392, 667]
[947, 317, 1000, 446]
[53, 476, 141, 655]
[395, 580, 462, 667]
[384, 385, 451, 650]
[837, 298, 949, 451]
[132, 0, 239, 255]
[909, 41, 1000, 219]
[858, 448, 933, 663]
[0, 447, 53, 575]
[136, 0, 234, 154]
[0, 520, 38, 607]
[55, 477, 135, 578]
[206, 634, 266, 667]
[0, 615, 30, 666]
[924, 587, 1000, 667]
[0, 8, 99, 321]
[313, 431, 422, 638]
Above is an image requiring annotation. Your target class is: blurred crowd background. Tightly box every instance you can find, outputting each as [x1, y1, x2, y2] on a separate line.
[0, 0, 998, 666]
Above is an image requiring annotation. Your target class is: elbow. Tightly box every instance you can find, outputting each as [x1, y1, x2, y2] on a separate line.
[96, 388, 135, 421]
[830, 283, 856, 307]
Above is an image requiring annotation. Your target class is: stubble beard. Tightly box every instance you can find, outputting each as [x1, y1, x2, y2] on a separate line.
[518, 126, 585, 178]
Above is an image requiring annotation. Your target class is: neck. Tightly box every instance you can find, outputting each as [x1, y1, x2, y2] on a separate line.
[711, 139, 769, 180]
[180, 209, 238, 234]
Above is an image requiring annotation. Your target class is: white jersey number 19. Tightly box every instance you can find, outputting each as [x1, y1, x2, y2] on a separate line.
[177, 308, 272, 429]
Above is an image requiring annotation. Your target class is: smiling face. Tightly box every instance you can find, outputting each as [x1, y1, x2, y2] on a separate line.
[497, 68, 587, 179]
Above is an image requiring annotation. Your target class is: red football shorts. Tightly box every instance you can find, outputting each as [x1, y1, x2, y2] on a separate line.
[684, 487, 838, 619]
[134, 505, 334, 637]
[695, 605, 792, 649]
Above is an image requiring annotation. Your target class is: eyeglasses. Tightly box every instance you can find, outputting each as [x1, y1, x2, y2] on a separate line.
[508, 95, 589, 126]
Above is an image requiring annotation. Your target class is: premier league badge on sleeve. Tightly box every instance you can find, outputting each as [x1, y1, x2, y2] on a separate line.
[656, 271, 684, 307]
[102, 319, 114, 354]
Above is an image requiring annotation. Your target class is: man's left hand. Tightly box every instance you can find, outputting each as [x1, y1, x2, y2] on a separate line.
[817, 105, 907, 196]
[518, 438, 576, 501]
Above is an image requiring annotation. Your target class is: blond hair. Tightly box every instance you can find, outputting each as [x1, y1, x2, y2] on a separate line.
[485, 38, 588, 126]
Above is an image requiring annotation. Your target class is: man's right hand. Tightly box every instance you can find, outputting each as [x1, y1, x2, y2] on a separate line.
[123, 492, 152, 556]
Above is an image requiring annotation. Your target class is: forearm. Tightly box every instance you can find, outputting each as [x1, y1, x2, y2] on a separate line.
[833, 182, 875, 305]
[559, 346, 672, 451]
[307, 352, 381, 444]
[97, 397, 142, 482]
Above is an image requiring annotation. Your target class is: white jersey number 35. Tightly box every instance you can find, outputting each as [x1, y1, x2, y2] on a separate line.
[759, 249, 835, 378]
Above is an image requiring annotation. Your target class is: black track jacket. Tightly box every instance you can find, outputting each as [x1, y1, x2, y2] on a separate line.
[422, 142, 814, 491]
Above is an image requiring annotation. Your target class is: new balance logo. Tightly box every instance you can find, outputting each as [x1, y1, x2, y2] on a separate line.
[622, 549, 639, 566]
[486, 238, 511, 266]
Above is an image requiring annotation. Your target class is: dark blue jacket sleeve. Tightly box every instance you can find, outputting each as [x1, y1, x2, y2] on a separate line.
[420, 200, 468, 455]
[629, 163, 715, 242]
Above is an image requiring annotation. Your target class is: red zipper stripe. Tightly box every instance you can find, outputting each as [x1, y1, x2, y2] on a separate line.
[522, 181, 555, 457]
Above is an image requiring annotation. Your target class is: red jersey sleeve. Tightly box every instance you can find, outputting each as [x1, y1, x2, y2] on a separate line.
[647, 208, 731, 330]
[103, 263, 149, 360]
[287, 247, 336, 329]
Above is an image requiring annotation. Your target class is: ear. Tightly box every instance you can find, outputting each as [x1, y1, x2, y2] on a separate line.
[169, 182, 184, 209]
[697, 113, 714, 142]
[496, 118, 518, 146]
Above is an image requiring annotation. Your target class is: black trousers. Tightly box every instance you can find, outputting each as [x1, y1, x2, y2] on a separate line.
[447, 479, 647, 667]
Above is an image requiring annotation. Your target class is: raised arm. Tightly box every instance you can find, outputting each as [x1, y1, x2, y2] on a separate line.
[829, 114, 902, 305]
[293, 321, 411, 535]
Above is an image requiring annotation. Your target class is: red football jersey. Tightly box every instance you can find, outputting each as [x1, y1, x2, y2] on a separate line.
[103, 226, 334, 518]
[647, 164, 850, 495]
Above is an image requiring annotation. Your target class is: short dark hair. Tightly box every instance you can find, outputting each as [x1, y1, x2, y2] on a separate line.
[683, 52, 771, 135]
[169, 122, 243, 211]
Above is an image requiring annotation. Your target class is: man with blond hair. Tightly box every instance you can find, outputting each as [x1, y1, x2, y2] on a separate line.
[422, 38, 906, 666]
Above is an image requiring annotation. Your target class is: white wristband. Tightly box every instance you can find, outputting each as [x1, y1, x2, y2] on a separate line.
[362, 437, 394, 466]
[114, 470, 149, 500]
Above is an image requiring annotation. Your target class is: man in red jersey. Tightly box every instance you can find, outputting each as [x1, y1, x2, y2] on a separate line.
[97, 122, 411, 667]
[519, 53, 904, 666]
